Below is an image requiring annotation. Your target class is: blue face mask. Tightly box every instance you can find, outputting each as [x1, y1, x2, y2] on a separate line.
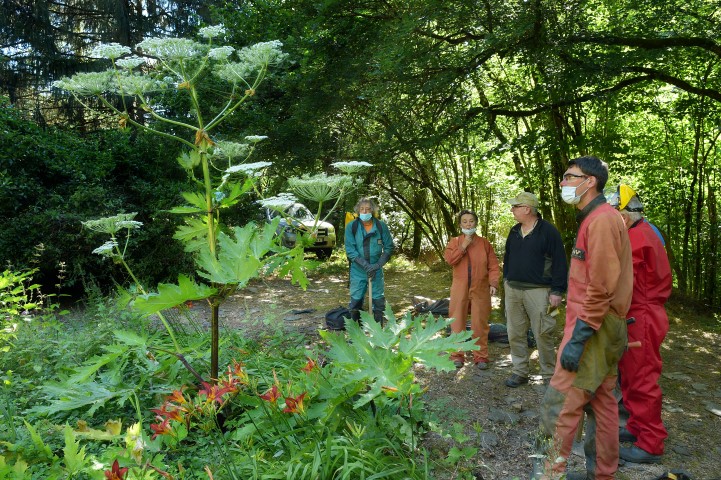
[359, 213, 373, 222]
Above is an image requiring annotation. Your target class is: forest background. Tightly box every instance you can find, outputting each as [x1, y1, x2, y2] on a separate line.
[1, 0, 719, 308]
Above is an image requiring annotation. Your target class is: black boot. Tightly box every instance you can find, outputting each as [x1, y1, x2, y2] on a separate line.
[349, 297, 363, 325]
[372, 297, 386, 327]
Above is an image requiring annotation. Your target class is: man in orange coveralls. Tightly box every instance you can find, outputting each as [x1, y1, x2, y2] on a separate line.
[444, 209, 500, 370]
[533, 156, 633, 480]
[608, 185, 672, 464]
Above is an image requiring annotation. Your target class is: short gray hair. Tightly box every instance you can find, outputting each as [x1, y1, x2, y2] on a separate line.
[354, 197, 379, 214]
[621, 196, 644, 223]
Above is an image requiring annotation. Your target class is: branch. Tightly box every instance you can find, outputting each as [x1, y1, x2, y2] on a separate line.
[569, 35, 721, 58]
[623, 66, 721, 103]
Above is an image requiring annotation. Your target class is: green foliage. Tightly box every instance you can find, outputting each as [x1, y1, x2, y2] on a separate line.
[0, 100, 194, 291]
[321, 310, 476, 408]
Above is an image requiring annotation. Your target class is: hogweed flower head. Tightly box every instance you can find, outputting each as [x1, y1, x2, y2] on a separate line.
[258, 193, 297, 211]
[214, 40, 286, 83]
[225, 161, 272, 176]
[83, 213, 142, 235]
[332, 161, 373, 174]
[136, 37, 206, 61]
[91, 43, 132, 60]
[213, 141, 250, 160]
[208, 46, 234, 61]
[53, 71, 113, 96]
[199, 25, 226, 40]
[92, 241, 119, 257]
[244, 135, 268, 143]
[115, 56, 146, 70]
[113, 73, 161, 96]
[289, 173, 354, 202]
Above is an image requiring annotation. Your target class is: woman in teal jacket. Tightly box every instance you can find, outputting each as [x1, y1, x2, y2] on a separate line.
[344, 197, 394, 325]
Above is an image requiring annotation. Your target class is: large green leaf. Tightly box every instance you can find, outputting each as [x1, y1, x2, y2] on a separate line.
[195, 223, 277, 286]
[133, 274, 217, 315]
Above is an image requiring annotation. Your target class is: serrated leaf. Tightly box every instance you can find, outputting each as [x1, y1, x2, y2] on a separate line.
[62, 424, 87, 473]
[196, 224, 275, 286]
[180, 191, 208, 211]
[177, 150, 200, 169]
[173, 217, 210, 251]
[167, 205, 204, 214]
[134, 275, 217, 315]
[22, 420, 55, 462]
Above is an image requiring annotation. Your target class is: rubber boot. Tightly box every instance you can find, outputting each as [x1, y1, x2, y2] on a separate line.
[372, 297, 386, 327]
[349, 297, 363, 325]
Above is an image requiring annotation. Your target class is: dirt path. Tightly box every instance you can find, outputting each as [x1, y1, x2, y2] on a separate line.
[212, 261, 721, 480]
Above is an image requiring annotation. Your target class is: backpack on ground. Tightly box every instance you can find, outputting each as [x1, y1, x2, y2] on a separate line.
[325, 306, 351, 330]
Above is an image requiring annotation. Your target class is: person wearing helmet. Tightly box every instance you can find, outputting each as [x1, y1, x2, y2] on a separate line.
[610, 185, 672, 464]
[607, 184, 665, 247]
[533, 156, 633, 480]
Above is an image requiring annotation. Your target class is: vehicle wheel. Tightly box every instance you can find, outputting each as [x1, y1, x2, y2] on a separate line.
[316, 248, 333, 260]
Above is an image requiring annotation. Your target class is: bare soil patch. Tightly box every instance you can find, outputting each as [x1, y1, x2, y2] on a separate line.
[208, 259, 721, 480]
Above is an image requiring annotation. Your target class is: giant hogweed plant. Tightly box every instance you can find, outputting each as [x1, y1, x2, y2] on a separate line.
[54, 26, 367, 380]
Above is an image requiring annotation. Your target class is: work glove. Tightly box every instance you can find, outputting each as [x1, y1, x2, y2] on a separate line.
[377, 252, 391, 267]
[560, 318, 595, 372]
[353, 256, 371, 270]
[367, 263, 381, 279]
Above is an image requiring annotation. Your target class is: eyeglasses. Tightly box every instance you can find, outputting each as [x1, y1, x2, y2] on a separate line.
[562, 173, 588, 182]
[511, 205, 528, 210]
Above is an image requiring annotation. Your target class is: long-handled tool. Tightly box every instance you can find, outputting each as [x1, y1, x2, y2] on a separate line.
[368, 277, 373, 317]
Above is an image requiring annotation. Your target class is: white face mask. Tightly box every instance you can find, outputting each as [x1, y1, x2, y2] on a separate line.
[461, 228, 476, 235]
[561, 179, 590, 205]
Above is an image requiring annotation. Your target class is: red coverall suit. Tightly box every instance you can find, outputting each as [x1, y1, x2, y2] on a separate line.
[444, 235, 500, 364]
[618, 219, 672, 455]
[540, 199, 633, 479]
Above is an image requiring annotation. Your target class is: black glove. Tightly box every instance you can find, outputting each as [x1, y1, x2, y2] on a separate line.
[353, 256, 371, 271]
[367, 263, 381, 279]
[560, 318, 595, 372]
[377, 252, 391, 267]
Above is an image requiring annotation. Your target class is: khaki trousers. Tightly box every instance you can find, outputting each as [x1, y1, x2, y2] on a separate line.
[505, 284, 556, 379]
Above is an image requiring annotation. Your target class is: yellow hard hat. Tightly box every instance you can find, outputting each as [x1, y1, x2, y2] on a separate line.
[617, 184, 637, 210]
[607, 184, 642, 211]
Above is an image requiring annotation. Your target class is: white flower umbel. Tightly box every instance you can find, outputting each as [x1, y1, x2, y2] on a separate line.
[208, 46, 235, 61]
[331, 161, 373, 174]
[214, 62, 255, 84]
[113, 73, 160, 96]
[215, 41, 286, 83]
[92, 240, 119, 257]
[213, 141, 250, 160]
[83, 213, 141, 235]
[53, 71, 113, 95]
[258, 193, 298, 210]
[289, 173, 354, 202]
[236, 41, 287, 67]
[115, 56, 146, 70]
[91, 43, 132, 60]
[244, 135, 268, 143]
[225, 162, 272, 175]
[199, 25, 226, 39]
[136, 38, 206, 61]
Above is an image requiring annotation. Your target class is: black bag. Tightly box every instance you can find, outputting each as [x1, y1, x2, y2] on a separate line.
[325, 306, 351, 330]
[413, 298, 450, 317]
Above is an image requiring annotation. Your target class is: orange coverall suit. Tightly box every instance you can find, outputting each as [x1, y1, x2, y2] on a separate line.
[540, 198, 633, 479]
[444, 235, 500, 364]
[618, 219, 672, 456]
